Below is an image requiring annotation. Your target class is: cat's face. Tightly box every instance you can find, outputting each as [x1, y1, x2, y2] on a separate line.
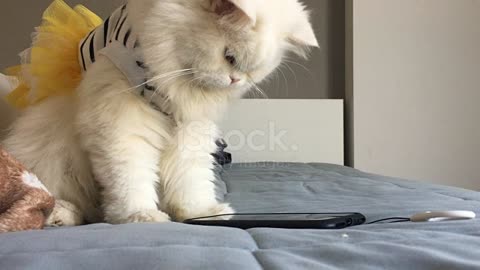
[131, 0, 318, 94]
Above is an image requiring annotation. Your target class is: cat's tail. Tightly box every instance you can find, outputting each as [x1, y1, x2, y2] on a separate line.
[4, 0, 102, 109]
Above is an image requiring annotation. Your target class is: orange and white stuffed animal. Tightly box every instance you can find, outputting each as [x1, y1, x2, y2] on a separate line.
[0, 146, 54, 233]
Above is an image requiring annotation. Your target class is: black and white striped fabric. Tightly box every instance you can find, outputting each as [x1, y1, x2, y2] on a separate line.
[77, 4, 170, 114]
[78, 5, 137, 72]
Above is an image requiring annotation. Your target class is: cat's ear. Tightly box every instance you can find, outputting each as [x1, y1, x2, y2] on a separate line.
[211, 0, 257, 25]
[287, 13, 319, 58]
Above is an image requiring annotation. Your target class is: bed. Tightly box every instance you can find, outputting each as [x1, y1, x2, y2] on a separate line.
[1, 162, 479, 270]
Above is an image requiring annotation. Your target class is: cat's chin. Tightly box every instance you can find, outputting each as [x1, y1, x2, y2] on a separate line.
[204, 85, 249, 97]
[191, 80, 247, 93]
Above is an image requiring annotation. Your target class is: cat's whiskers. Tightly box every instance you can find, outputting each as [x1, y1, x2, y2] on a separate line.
[275, 65, 289, 97]
[283, 58, 313, 75]
[148, 70, 197, 103]
[188, 75, 207, 90]
[247, 77, 268, 99]
[144, 69, 195, 87]
[270, 67, 280, 97]
[118, 69, 194, 94]
[281, 62, 298, 90]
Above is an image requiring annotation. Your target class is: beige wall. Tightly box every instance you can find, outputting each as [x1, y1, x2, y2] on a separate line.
[0, 0, 125, 66]
[348, 0, 480, 190]
[0, 0, 344, 99]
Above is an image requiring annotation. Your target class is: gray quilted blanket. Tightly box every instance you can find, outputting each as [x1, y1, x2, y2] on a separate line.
[1, 163, 479, 270]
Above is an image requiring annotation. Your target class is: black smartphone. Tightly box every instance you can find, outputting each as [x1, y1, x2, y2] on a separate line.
[184, 213, 366, 229]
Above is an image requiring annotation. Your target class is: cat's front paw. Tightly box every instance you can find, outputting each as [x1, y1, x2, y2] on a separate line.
[124, 210, 171, 224]
[45, 200, 84, 227]
[172, 203, 235, 222]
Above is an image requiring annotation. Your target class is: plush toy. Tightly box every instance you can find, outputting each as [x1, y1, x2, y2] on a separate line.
[0, 146, 55, 233]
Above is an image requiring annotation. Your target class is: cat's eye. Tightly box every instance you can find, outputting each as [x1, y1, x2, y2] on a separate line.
[224, 48, 237, 66]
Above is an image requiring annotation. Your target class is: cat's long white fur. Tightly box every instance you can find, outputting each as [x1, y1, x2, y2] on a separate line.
[3, 0, 317, 225]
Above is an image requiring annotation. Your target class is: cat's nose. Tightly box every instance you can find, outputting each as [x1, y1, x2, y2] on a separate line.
[230, 76, 241, 85]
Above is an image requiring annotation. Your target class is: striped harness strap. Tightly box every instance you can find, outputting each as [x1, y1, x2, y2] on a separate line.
[78, 4, 169, 115]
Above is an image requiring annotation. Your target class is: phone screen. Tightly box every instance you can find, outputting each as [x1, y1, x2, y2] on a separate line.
[196, 214, 341, 221]
[185, 213, 366, 229]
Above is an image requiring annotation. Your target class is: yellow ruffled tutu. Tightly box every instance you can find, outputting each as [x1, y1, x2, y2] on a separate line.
[5, 0, 102, 109]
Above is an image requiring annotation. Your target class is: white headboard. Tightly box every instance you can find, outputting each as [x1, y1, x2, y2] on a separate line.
[219, 99, 344, 165]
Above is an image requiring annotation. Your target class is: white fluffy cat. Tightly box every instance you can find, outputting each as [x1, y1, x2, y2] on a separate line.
[3, 0, 318, 225]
